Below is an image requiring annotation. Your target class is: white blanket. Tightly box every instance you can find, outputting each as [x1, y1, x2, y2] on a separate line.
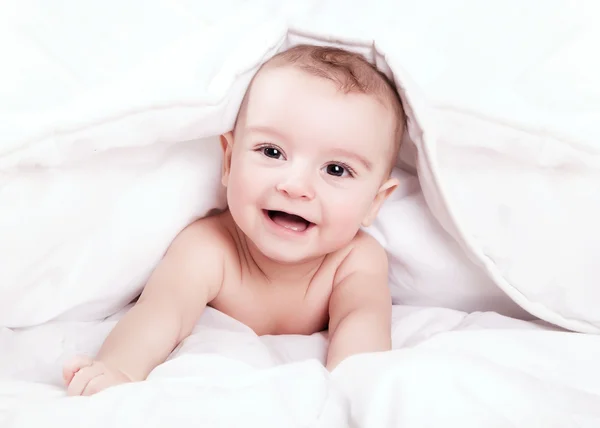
[2, 0, 600, 426]
[2, 0, 600, 330]
[3, 306, 600, 427]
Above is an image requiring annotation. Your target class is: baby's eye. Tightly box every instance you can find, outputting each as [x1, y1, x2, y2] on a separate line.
[261, 146, 283, 159]
[325, 164, 350, 177]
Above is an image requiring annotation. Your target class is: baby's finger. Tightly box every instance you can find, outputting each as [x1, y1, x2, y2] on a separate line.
[67, 364, 105, 396]
[62, 355, 94, 386]
[82, 374, 114, 396]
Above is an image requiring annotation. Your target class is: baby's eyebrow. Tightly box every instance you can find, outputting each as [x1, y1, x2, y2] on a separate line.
[246, 125, 287, 141]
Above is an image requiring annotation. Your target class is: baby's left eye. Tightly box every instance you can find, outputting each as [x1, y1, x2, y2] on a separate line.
[262, 147, 282, 159]
[325, 164, 349, 177]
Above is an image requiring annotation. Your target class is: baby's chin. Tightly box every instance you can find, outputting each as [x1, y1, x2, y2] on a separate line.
[254, 237, 353, 266]
[258, 244, 323, 265]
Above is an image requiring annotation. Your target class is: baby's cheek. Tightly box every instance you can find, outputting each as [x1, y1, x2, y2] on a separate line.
[327, 198, 365, 233]
[226, 172, 251, 214]
[230, 163, 255, 197]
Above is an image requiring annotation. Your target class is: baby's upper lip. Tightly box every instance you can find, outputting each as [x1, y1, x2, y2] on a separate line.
[265, 209, 316, 225]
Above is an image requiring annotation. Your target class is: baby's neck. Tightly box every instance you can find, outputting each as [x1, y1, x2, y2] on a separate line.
[236, 228, 325, 284]
[250, 242, 324, 284]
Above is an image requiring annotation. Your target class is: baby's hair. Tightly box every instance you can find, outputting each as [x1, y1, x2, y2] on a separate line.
[236, 44, 405, 170]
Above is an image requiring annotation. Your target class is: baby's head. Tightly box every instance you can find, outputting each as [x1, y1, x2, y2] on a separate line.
[221, 45, 405, 263]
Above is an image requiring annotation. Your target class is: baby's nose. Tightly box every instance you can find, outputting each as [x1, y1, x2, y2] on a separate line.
[276, 173, 315, 200]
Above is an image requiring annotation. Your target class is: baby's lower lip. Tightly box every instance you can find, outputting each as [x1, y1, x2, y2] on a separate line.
[262, 210, 315, 233]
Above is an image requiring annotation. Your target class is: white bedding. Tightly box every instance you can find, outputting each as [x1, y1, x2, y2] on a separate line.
[3, 306, 600, 427]
[3, 0, 600, 426]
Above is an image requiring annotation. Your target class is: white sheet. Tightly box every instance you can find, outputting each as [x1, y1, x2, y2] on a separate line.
[3, 306, 599, 427]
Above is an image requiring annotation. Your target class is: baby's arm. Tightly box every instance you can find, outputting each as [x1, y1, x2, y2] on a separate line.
[63, 222, 224, 395]
[326, 233, 392, 371]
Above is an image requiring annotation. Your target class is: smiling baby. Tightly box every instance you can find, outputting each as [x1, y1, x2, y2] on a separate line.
[63, 44, 405, 396]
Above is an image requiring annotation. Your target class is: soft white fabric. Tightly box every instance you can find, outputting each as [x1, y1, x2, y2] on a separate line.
[429, 110, 600, 332]
[5, 0, 599, 331]
[3, 305, 600, 428]
[335, 310, 600, 428]
[369, 169, 529, 319]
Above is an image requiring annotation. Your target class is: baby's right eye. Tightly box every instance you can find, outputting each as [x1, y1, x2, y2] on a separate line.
[262, 146, 283, 159]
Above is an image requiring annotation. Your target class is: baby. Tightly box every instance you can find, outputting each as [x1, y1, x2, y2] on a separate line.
[63, 45, 405, 396]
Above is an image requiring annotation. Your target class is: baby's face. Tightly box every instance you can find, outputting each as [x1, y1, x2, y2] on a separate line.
[222, 66, 397, 263]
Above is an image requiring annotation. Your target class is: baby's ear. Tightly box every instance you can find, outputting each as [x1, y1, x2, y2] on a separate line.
[361, 176, 399, 227]
[220, 132, 234, 187]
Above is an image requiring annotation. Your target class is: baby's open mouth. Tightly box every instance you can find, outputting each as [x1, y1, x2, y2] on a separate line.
[266, 210, 313, 232]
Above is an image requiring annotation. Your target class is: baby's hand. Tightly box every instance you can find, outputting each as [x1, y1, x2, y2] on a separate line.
[63, 356, 133, 396]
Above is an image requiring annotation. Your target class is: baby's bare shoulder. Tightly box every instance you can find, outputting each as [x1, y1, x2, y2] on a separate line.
[177, 211, 235, 250]
[351, 229, 385, 251]
[137, 212, 237, 312]
[157, 211, 238, 296]
[327, 231, 391, 318]
[334, 230, 388, 283]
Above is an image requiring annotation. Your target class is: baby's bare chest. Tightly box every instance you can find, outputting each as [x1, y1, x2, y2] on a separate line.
[210, 272, 335, 336]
